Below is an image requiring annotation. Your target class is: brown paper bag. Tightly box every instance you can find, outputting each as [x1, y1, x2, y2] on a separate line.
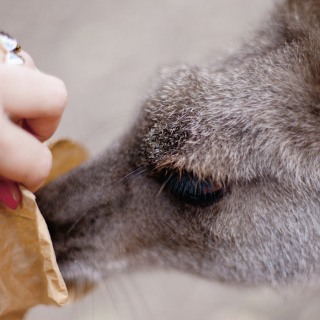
[0, 139, 90, 320]
[43, 139, 91, 186]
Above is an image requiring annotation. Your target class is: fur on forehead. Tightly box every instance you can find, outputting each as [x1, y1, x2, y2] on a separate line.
[142, 66, 222, 180]
[139, 24, 320, 187]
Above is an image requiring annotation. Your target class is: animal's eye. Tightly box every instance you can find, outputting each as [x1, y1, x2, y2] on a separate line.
[159, 170, 224, 207]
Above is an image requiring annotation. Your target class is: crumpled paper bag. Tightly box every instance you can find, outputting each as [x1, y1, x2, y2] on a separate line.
[0, 139, 90, 320]
[43, 139, 90, 186]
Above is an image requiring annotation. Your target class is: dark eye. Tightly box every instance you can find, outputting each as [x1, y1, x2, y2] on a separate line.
[159, 170, 224, 207]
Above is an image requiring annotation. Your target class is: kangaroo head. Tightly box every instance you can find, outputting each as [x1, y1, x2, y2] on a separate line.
[36, 0, 320, 287]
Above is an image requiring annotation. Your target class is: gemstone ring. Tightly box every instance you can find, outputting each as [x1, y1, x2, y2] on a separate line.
[0, 32, 24, 65]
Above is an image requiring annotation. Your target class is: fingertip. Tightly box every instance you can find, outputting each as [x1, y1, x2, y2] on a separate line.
[26, 146, 52, 193]
[46, 76, 68, 114]
[43, 146, 53, 177]
[36, 146, 52, 188]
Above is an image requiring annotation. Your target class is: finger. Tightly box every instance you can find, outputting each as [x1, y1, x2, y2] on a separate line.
[0, 112, 52, 192]
[23, 116, 62, 142]
[0, 64, 67, 118]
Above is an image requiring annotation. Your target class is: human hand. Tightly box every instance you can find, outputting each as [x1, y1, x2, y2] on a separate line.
[0, 34, 67, 209]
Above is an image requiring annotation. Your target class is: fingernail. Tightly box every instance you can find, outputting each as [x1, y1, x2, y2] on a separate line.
[0, 180, 21, 210]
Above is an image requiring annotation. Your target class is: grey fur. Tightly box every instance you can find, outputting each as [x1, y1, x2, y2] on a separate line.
[36, 0, 320, 286]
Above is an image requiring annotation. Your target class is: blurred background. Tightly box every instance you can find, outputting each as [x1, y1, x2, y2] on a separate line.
[2, 0, 320, 319]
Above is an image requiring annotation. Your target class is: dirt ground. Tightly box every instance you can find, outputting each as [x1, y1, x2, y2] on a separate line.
[1, 0, 320, 319]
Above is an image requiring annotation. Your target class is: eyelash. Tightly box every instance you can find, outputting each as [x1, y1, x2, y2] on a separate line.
[159, 171, 224, 207]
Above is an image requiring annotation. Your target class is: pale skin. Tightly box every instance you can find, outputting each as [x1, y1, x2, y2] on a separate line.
[0, 49, 67, 204]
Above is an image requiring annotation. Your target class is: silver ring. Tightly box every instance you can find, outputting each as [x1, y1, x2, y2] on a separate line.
[0, 32, 24, 65]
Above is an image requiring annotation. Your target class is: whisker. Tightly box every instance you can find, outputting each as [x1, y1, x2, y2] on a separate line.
[81, 116, 133, 144]
[67, 210, 92, 234]
[156, 172, 173, 198]
[116, 275, 141, 320]
[125, 275, 156, 320]
[93, 268, 122, 318]
[111, 165, 148, 189]
[124, 169, 148, 186]
[67, 166, 149, 234]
